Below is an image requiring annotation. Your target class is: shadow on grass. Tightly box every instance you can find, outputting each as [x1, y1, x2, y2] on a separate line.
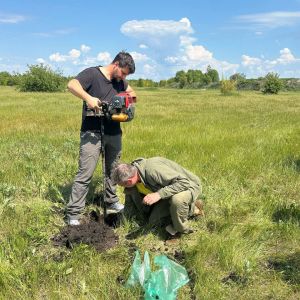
[267, 251, 300, 287]
[282, 156, 300, 173]
[46, 178, 104, 207]
[125, 220, 170, 241]
[272, 204, 300, 225]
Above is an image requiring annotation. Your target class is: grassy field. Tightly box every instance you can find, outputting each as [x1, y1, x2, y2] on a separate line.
[0, 86, 299, 299]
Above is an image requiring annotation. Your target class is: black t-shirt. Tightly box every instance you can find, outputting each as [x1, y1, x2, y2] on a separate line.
[75, 66, 128, 135]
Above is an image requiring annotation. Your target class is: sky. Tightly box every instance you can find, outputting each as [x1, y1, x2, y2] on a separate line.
[0, 0, 300, 80]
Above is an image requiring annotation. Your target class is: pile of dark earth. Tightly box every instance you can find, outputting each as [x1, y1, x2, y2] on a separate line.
[52, 214, 119, 252]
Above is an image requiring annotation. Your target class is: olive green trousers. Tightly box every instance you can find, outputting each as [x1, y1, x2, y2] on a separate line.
[123, 187, 193, 233]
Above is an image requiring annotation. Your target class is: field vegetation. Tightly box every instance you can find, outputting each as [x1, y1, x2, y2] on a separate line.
[0, 86, 299, 299]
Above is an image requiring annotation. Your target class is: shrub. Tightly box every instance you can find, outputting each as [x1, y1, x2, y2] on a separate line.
[261, 72, 282, 94]
[19, 64, 65, 92]
[220, 79, 237, 95]
[237, 79, 261, 91]
[0, 72, 12, 86]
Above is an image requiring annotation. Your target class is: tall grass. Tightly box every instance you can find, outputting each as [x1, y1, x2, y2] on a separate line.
[0, 86, 299, 299]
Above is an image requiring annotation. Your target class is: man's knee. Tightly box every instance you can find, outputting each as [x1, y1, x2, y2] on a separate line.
[170, 196, 182, 209]
[170, 191, 192, 209]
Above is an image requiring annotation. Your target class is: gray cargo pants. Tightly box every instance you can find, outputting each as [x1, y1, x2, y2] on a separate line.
[67, 131, 121, 219]
[124, 187, 194, 233]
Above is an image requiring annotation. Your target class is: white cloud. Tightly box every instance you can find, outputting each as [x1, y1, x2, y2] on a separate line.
[138, 63, 161, 80]
[49, 52, 67, 62]
[120, 17, 239, 78]
[45, 47, 112, 69]
[49, 48, 81, 62]
[130, 51, 149, 62]
[36, 58, 46, 64]
[216, 60, 239, 74]
[0, 13, 26, 24]
[0, 63, 24, 73]
[179, 35, 196, 47]
[97, 52, 112, 64]
[240, 48, 300, 77]
[82, 57, 97, 66]
[81, 44, 91, 53]
[69, 49, 81, 59]
[121, 17, 193, 38]
[277, 48, 296, 64]
[236, 11, 300, 29]
[242, 48, 298, 68]
[165, 56, 180, 64]
[164, 50, 238, 77]
[143, 64, 156, 75]
[185, 45, 213, 61]
[139, 44, 148, 49]
[241, 55, 262, 66]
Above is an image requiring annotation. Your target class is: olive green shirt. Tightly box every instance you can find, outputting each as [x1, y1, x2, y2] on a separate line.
[132, 157, 201, 201]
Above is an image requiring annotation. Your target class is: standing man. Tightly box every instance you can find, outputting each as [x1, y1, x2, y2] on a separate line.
[67, 51, 136, 225]
[111, 157, 203, 236]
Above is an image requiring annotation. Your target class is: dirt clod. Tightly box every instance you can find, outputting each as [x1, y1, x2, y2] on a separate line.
[52, 216, 118, 252]
[221, 272, 248, 285]
[174, 250, 185, 262]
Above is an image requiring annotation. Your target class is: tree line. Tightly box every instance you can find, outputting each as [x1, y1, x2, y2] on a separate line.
[128, 65, 220, 89]
[0, 64, 299, 93]
[128, 68, 300, 93]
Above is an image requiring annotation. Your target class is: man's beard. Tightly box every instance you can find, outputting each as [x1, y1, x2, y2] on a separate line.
[112, 69, 121, 82]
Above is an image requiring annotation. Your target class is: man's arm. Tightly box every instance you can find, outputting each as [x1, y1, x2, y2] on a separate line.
[142, 165, 191, 206]
[67, 78, 101, 113]
[142, 173, 190, 206]
[148, 166, 191, 199]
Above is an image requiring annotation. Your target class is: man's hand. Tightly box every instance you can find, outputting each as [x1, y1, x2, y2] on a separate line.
[143, 192, 161, 206]
[86, 97, 101, 113]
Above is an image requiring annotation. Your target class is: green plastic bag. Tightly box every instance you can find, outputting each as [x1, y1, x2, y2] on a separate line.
[126, 250, 189, 300]
[126, 250, 151, 287]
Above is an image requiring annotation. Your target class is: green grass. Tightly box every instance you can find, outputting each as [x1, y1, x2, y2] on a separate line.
[0, 86, 299, 299]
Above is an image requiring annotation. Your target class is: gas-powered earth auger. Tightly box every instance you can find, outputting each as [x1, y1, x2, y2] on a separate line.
[92, 92, 136, 219]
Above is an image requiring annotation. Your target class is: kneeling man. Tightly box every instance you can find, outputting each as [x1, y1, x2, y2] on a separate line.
[111, 157, 203, 235]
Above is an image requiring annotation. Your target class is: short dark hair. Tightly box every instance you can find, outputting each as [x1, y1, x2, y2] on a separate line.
[112, 51, 135, 74]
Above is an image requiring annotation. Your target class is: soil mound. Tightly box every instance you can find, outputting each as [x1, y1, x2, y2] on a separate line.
[52, 215, 118, 252]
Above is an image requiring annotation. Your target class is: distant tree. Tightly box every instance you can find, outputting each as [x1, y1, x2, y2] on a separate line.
[230, 73, 246, 82]
[193, 70, 204, 85]
[186, 69, 195, 84]
[175, 70, 187, 88]
[206, 65, 219, 82]
[230, 73, 247, 90]
[203, 73, 212, 85]
[283, 78, 300, 91]
[159, 80, 167, 87]
[262, 72, 282, 94]
[137, 78, 144, 87]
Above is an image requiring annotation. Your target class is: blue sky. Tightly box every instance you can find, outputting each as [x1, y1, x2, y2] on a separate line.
[0, 0, 300, 80]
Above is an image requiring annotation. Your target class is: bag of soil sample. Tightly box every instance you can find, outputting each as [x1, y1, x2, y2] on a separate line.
[126, 250, 189, 300]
